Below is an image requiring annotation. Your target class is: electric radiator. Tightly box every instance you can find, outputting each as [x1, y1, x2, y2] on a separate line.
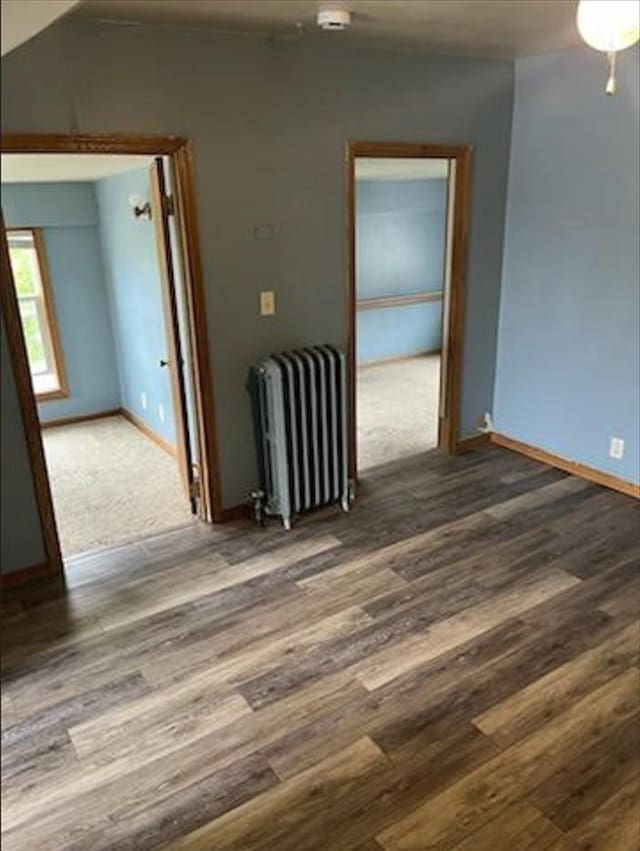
[248, 345, 351, 529]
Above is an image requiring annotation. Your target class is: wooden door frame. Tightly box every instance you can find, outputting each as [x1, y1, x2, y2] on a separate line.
[346, 141, 473, 479]
[149, 156, 195, 507]
[1, 211, 64, 586]
[1, 133, 224, 586]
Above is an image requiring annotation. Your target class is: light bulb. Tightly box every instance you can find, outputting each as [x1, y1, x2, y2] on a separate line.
[577, 0, 640, 53]
[577, 0, 639, 94]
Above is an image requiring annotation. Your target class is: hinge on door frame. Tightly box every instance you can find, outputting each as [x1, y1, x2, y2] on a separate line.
[189, 478, 201, 500]
[163, 194, 176, 216]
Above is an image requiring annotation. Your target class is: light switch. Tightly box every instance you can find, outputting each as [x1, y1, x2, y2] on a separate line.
[260, 290, 276, 316]
[609, 436, 624, 460]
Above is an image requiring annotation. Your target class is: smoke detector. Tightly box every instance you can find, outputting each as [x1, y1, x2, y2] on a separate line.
[317, 9, 351, 31]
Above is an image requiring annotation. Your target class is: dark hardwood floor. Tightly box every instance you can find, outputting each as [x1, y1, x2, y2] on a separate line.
[1, 445, 639, 851]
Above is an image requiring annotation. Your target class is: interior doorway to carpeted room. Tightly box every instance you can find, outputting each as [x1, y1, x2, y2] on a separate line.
[3, 147, 205, 562]
[353, 154, 450, 474]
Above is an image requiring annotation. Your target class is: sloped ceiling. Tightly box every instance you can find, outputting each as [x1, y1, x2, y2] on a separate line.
[1, 0, 80, 56]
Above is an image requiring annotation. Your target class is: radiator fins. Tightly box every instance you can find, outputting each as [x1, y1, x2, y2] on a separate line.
[248, 345, 351, 529]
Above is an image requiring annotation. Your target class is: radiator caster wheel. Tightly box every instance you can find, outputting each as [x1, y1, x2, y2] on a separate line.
[341, 496, 351, 513]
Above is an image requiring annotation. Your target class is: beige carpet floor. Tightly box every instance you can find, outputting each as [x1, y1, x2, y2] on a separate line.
[357, 354, 440, 472]
[42, 416, 195, 557]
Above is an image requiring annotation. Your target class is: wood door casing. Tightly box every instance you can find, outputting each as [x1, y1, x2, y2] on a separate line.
[0, 134, 222, 587]
[346, 141, 473, 480]
[149, 157, 197, 513]
[0, 213, 64, 585]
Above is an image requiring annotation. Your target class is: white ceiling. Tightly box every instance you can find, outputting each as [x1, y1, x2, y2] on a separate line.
[2, 153, 448, 184]
[1, 154, 153, 184]
[73, 0, 582, 59]
[1, 0, 80, 56]
[355, 158, 449, 181]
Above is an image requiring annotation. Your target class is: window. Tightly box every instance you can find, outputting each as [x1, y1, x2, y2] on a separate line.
[7, 229, 68, 400]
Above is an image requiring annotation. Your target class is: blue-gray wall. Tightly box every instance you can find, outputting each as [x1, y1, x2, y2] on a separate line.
[96, 167, 176, 446]
[494, 46, 640, 485]
[356, 178, 446, 364]
[1, 20, 513, 516]
[1, 20, 514, 570]
[1, 314, 46, 572]
[1, 182, 121, 421]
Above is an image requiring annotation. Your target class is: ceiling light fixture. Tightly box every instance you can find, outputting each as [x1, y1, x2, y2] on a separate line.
[317, 9, 351, 31]
[576, 0, 640, 94]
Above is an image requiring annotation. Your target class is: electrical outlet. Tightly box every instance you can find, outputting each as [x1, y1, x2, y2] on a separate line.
[141, 392, 147, 410]
[478, 412, 494, 433]
[260, 290, 276, 316]
[609, 437, 624, 460]
[158, 403, 166, 423]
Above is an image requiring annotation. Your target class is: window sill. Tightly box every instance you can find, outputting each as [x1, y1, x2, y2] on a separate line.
[36, 388, 69, 403]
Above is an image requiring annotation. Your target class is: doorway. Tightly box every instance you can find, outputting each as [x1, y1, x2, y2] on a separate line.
[346, 142, 472, 479]
[0, 134, 221, 585]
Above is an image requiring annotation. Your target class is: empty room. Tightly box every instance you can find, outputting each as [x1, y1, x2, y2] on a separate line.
[355, 156, 449, 472]
[2, 153, 199, 564]
[1, 1, 639, 850]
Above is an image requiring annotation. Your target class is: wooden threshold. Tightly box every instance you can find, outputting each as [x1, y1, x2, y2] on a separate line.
[491, 433, 640, 499]
[0, 560, 59, 589]
[120, 408, 177, 458]
[456, 432, 491, 453]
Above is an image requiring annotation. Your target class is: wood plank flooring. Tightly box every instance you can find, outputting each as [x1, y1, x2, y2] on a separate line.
[1, 445, 639, 851]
